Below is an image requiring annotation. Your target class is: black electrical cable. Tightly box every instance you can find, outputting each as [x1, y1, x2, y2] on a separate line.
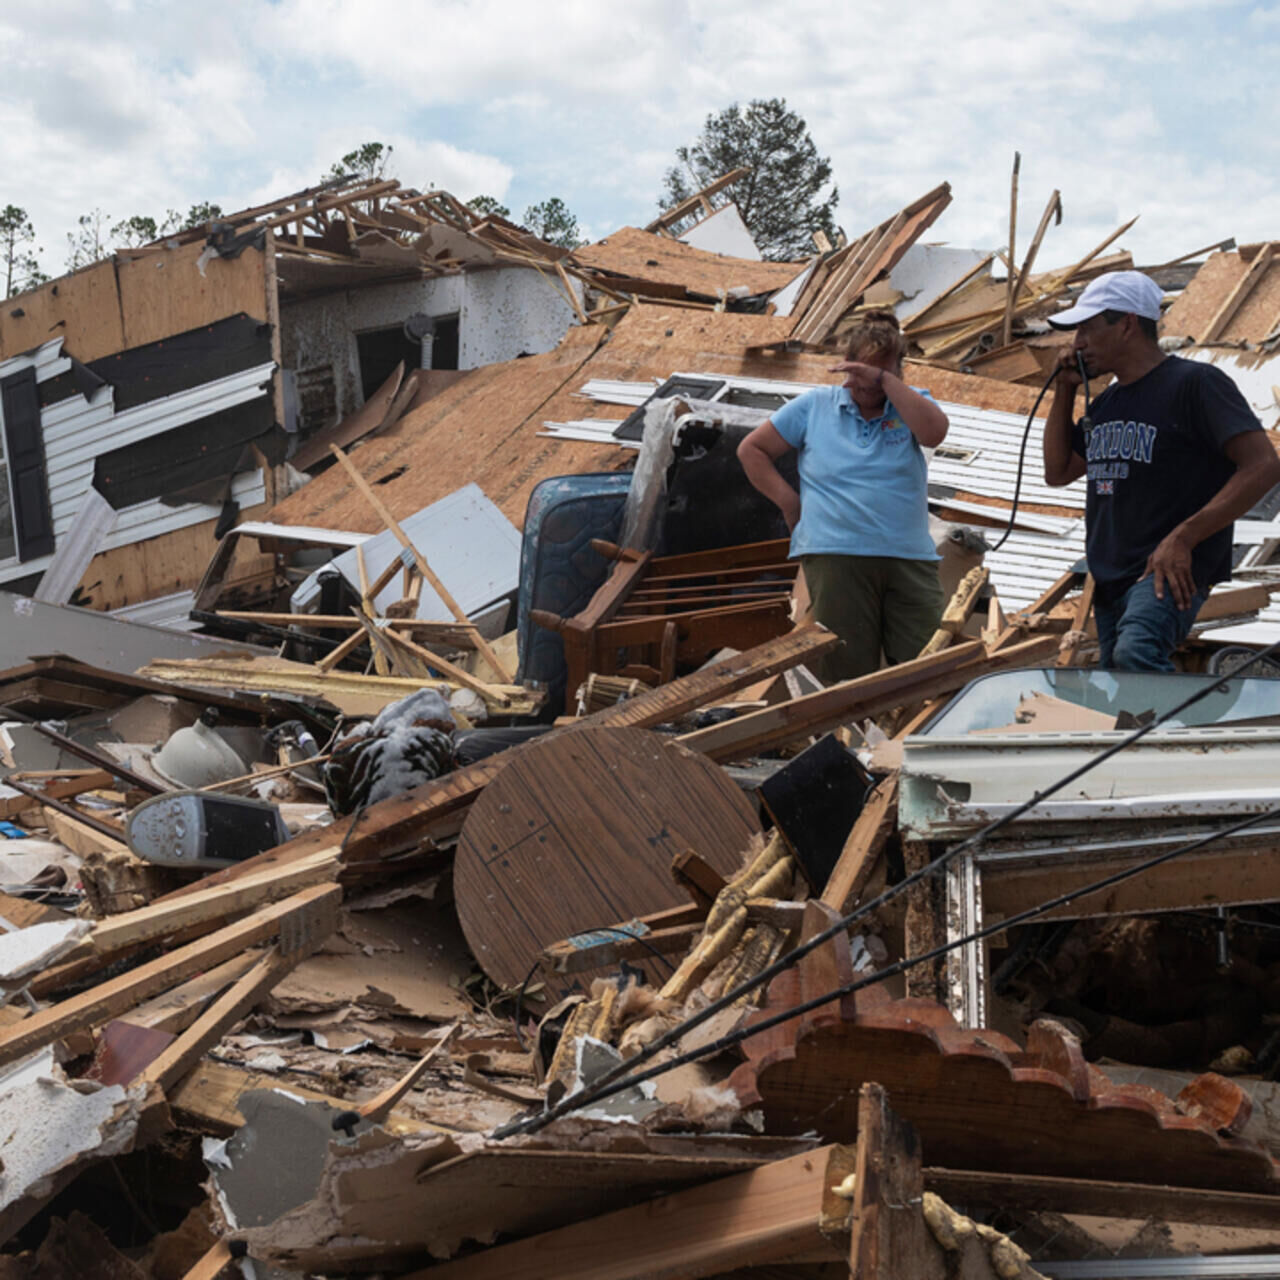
[495, 640, 1280, 1138]
[496, 802, 1280, 1136]
[987, 354, 1093, 555]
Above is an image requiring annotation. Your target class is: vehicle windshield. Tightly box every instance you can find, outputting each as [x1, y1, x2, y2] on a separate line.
[920, 668, 1279, 736]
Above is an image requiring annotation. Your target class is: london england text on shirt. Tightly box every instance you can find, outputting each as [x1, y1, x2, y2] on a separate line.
[1085, 418, 1158, 494]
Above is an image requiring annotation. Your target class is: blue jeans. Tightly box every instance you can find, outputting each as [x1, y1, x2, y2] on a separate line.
[1094, 576, 1207, 672]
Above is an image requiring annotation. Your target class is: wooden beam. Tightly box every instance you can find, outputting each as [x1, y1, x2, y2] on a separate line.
[1056, 573, 1096, 667]
[644, 167, 751, 233]
[406, 1144, 852, 1279]
[327, 445, 513, 683]
[677, 635, 1059, 762]
[73, 848, 339, 963]
[902, 254, 996, 333]
[169, 1058, 437, 1138]
[1007, 188, 1062, 336]
[0, 884, 340, 1070]
[1000, 151, 1021, 347]
[181, 1241, 234, 1280]
[127, 953, 264, 1034]
[140, 945, 310, 1093]
[0, 769, 114, 819]
[820, 774, 899, 913]
[1201, 242, 1276, 342]
[153, 625, 840, 898]
[924, 1166, 1280, 1231]
[850, 1082, 945, 1279]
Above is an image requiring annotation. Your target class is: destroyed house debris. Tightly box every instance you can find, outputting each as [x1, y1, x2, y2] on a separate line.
[4, 164, 1280, 1278]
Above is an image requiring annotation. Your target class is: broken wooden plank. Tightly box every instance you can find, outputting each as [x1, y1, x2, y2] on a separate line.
[328, 444, 513, 683]
[140, 944, 319, 1093]
[820, 774, 899, 914]
[127, 952, 264, 1034]
[850, 1082, 946, 1279]
[75, 847, 340, 963]
[924, 1167, 1280, 1231]
[0, 769, 115, 820]
[407, 1144, 853, 1280]
[0, 884, 341, 1070]
[351, 1023, 459, 1125]
[678, 635, 1059, 762]
[169, 1058, 437, 1137]
[154, 625, 839, 899]
[920, 566, 989, 655]
[1056, 573, 1096, 667]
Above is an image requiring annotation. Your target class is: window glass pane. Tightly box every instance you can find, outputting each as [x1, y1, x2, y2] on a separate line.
[921, 668, 1280, 736]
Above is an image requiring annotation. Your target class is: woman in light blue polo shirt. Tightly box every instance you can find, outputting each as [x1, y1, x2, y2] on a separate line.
[737, 310, 948, 682]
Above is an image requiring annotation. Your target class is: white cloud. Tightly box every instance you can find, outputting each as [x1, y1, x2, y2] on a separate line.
[0, 0, 1275, 281]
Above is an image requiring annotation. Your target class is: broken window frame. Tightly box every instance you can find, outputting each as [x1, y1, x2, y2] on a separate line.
[908, 669, 1280, 1028]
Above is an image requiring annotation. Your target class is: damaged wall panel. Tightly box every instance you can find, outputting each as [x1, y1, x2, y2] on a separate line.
[114, 239, 270, 349]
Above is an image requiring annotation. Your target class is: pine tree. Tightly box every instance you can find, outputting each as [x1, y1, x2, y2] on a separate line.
[522, 197, 582, 249]
[0, 205, 46, 296]
[661, 99, 838, 261]
[467, 195, 511, 220]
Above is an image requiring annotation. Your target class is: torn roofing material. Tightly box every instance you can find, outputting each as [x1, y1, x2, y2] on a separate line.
[572, 227, 805, 300]
[264, 304, 1048, 532]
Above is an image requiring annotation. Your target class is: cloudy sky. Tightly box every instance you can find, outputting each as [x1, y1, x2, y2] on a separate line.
[3, 0, 1279, 276]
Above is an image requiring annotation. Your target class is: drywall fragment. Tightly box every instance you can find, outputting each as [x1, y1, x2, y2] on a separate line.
[568, 1036, 661, 1124]
[0, 919, 91, 983]
[0, 1052, 149, 1243]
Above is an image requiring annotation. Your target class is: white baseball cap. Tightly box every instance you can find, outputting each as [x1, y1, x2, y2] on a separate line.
[1047, 270, 1163, 328]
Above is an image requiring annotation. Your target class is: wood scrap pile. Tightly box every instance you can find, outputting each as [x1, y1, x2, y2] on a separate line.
[2, 548, 1278, 1276]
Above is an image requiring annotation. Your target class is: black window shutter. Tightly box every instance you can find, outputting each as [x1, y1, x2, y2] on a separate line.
[2, 368, 55, 561]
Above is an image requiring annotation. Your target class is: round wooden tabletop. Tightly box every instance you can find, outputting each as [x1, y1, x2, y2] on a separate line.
[454, 726, 761, 994]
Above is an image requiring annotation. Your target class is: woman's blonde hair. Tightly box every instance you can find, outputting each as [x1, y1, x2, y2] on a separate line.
[844, 310, 906, 367]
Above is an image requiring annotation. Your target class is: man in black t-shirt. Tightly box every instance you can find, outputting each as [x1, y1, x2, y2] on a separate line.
[1043, 270, 1280, 671]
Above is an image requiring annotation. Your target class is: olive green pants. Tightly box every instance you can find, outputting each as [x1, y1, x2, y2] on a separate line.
[802, 554, 944, 683]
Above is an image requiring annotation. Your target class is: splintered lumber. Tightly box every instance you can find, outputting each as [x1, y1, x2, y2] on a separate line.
[0, 769, 114, 819]
[128, 952, 264, 1034]
[678, 634, 1060, 762]
[327, 444, 513, 683]
[352, 1023, 459, 1125]
[645, 168, 751, 234]
[1056, 573, 1097, 667]
[52, 847, 340, 976]
[791, 183, 952, 345]
[923, 1168, 1280, 1232]
[850, 1083, 949, 1279]
[820, 774, 899, 913]
[170, 1058, 436, 1138]
[2, 776, 123, 842]
[0, 884, 341, 1070]
[1000, 152, 1020, 347]
[155, 625, 839, 899]
[140, 943, 318, 1093]
[919, 565, 989, 655]
[356, 617, 512, 706]
[410, 1144, 855, 1280]
[135, 655, 541, 718]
